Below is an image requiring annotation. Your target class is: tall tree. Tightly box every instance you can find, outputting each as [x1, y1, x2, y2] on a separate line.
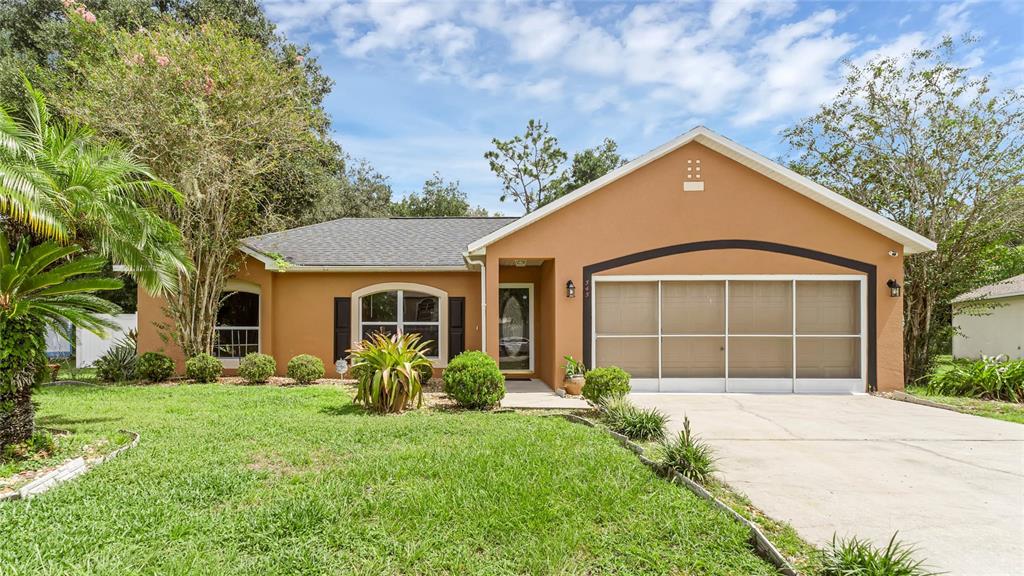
[0, 79, 187, 294]
[783, 38, 1024, 383]
[566, 138, 627, 192]
[1, 232, 123, 448]
[58, 16, 330, 356]
[393, 173, 488, 217]
[485, 119, 568, 213]
[0, 0, 341, 229]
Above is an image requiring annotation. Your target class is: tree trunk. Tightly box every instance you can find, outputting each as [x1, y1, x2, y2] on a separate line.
[0, 382, 35, 447]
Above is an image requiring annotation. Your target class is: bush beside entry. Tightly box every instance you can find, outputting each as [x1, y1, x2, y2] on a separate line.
[136, 352, 175, 382]
[582, 366, 631, 404]
[443, 351, 505, 409]
[239, 353, 276, 384]
[186, 353, 222, 383]
[287, 355, 325, 384]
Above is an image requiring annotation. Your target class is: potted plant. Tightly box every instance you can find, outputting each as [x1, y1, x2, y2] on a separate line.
[562, 355, 586, 395]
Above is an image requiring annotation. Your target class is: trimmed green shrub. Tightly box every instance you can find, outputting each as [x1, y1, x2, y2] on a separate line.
[443, 351, 505, 409]
[287, 354, 324, 385]
[582, 366, 631, 404]
[660, 416, 716, 484]
[820, 533, 937, 576]
[601, 396, 667, 441]
[136, 352, 175, 383]
[185, 353, 222, 383]
[94, 334, 137, 383]
[239, 353, 276, 384]
[925, 356, 1024, 402]
[350, 333, 432, 412]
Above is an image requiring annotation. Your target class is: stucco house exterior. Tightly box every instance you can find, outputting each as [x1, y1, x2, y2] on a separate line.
[137, 127, 936, 393]
[952, 274, 1024, 360]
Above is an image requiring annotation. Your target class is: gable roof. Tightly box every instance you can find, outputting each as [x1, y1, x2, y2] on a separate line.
[467, 126, 936, 255]
[952, 274, 1024, 303]
[241, 217, 516, 270]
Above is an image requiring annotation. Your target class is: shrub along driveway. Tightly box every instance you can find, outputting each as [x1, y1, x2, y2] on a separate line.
[0, 384, 776, 576]
[629, 393, 1024, 576]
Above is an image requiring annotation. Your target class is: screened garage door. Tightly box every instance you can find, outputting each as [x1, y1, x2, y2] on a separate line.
[593, 277, 865, 393]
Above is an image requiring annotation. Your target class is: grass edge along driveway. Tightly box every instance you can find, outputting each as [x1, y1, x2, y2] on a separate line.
[0, 384, 776, 575]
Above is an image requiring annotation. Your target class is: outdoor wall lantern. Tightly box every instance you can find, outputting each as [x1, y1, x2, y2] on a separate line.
[886, 279, 901, 298]
[566, 280, 576, 299]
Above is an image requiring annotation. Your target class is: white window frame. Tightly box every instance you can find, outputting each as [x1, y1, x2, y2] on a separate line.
[498, 283, 535, 374]
[592, 275, 867, 394]
[351, 283, 448, 367]
[215, 280, 261, 368]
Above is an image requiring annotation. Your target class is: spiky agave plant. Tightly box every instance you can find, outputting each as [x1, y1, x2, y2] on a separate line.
[0, 232, 122, 447]
[348, 332, 434, 413]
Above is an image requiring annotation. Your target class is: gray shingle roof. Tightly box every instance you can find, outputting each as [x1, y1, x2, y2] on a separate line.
[241, 217, 518, 268]
[952, 273, 1024, 303]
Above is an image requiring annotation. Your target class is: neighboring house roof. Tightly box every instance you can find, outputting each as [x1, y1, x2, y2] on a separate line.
[241, 217, 517, 270]
[467, 126, 937, 255]
[952, 274, 1024, 303]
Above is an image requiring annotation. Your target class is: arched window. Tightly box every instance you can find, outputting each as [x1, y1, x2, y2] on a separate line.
[353, 283, 447, 362]
[214, 282, 260, 359]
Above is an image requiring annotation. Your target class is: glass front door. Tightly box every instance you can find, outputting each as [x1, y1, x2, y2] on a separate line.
[498, 285, 533, 372]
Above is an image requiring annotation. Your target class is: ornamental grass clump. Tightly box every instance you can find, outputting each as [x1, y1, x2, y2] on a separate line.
[820, 533, 937, 576]
[925, 356, 1024, 403]
[443, 351, 505, 409]
[239, 353, 276, 384]
[287, 354, 324, 385]
[348, 333, 432, 413]
[600, 396, 668, 441]
[660, 416, 716, 485]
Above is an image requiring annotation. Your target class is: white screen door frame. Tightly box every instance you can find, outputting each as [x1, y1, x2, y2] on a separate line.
[498, 283, 535, 373]
[592, 275, 867, 393]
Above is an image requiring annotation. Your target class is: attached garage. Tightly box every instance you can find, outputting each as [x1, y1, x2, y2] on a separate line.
[593, 276, 865, 393]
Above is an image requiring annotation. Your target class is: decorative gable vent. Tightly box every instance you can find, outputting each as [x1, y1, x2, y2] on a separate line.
[684, 159, 704, 191]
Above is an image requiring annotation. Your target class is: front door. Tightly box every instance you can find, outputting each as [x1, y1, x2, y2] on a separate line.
[498, 284, 533, 372]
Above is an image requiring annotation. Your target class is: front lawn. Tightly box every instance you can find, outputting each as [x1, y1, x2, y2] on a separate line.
[0, 384, 775, 575]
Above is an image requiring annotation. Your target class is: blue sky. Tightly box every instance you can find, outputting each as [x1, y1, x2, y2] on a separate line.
[260, 0, 1024, 215]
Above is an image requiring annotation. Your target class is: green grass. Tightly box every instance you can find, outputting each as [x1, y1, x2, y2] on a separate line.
[0, 384, 776, 575]
[905, 386, 1024, 424]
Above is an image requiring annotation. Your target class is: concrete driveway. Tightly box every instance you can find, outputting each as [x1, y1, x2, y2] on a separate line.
[629, 394, 1024, 576]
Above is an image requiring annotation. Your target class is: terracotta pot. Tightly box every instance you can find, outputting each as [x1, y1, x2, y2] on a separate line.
[563, 375, 585, 396]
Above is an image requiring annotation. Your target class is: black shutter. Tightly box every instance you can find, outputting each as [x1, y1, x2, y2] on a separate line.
[448, 297, 465, 361]
[334, 297, 351, 364]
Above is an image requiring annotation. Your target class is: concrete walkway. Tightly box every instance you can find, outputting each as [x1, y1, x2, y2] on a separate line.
[629, 393, 1024, 576]
[500, 380, 589, 409]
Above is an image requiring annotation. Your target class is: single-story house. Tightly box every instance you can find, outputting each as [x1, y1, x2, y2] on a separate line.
[952, 273, 1024, 360]
[137, 127, 936, 393]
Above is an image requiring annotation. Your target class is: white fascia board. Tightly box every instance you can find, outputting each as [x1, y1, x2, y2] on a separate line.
[466, 126, 937, 255]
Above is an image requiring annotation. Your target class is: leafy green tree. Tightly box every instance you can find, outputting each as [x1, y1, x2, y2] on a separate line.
[783, 38, 1024, 382]
[58, 17, 331, 356]
[0, 79, 188, 294]
[566, 138, 627, 193]
[485, 119, 568, 213]
[0, 0, 341, 229]
[393, 173, 488, 217]
[0, 232, 122, 448]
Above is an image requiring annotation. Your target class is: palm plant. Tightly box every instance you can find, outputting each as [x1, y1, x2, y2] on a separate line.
[0, 231, 121, 447]
[0, 78, 188, 294]
[348, 332, 433, 414]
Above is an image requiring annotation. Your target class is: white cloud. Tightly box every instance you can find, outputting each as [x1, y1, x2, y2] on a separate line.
[516, 78, 566, 101]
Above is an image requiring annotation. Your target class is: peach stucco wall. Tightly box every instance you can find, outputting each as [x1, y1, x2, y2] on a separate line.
[138, 258, 483, 377]
[483, 141, 906, 392]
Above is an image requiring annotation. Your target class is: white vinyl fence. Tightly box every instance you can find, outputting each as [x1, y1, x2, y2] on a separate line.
[76, 314, 137, 368]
